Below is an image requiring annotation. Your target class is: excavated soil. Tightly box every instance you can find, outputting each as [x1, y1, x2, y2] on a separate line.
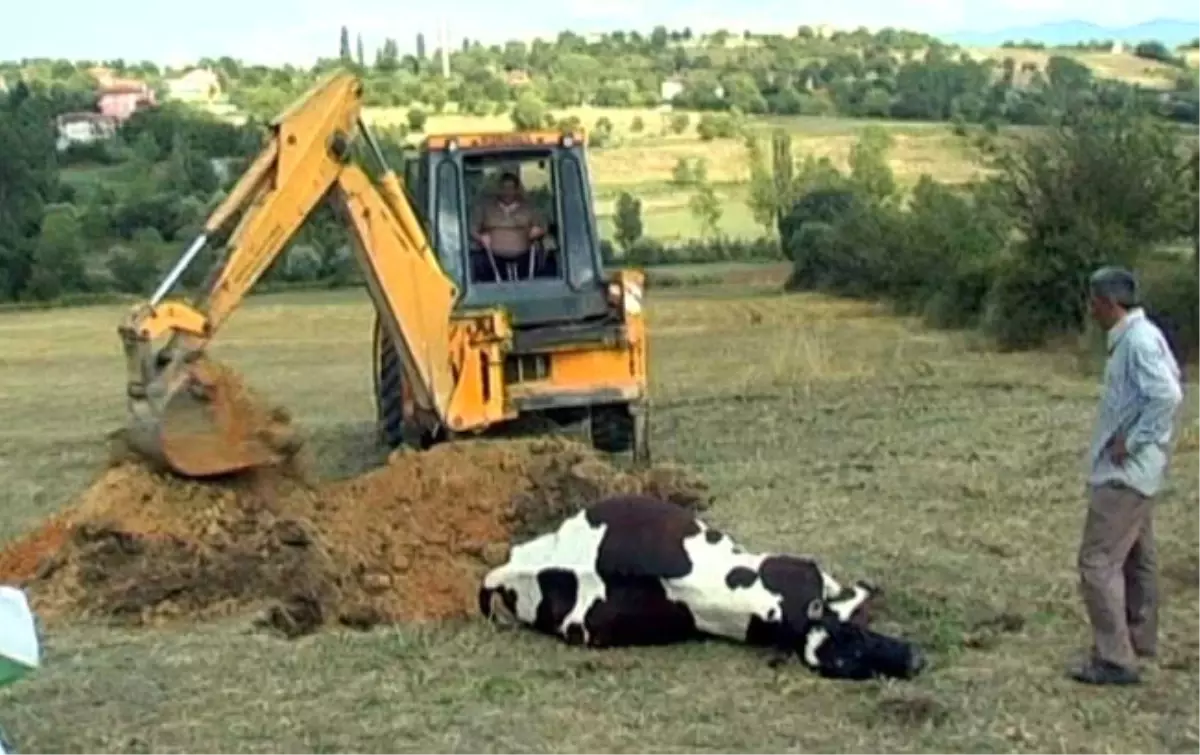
[150, 355, 303, 478]
[0, 369, 709, 638]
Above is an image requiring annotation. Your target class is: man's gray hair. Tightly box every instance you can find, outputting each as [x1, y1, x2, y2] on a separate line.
[1089, 266, 1140, 308]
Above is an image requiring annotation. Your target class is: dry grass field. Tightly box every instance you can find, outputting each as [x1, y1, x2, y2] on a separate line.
[357, 106, 988, 240]
[361, 107, 987, 190]
[962, 48, 1188, 89]
[0, 270, 1196, 753]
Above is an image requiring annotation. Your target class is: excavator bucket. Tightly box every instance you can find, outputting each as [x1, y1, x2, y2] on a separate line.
[121, 357, 303, 479]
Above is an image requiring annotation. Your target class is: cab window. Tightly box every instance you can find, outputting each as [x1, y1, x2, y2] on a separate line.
[433, 159, 465, 285]
[463, 153, 562, 285]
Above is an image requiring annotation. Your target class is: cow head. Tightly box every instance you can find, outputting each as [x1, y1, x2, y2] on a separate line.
[798, 583, 925, 681]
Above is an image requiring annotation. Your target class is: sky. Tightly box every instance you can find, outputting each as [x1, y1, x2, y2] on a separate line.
[4, 0, 1198, 66]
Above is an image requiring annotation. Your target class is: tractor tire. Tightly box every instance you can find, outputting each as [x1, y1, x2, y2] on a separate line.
[590, 403, 638, 455]
[373, 314, 407, 450]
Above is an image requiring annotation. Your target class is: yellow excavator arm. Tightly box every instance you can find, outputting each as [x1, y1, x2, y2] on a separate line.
[118, 72, 462, 477]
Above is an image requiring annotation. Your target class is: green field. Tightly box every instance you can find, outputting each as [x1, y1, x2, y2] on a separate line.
[0, 275, 1196, 752]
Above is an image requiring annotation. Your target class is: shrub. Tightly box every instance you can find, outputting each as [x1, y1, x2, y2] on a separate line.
[406, 107, 428, 131]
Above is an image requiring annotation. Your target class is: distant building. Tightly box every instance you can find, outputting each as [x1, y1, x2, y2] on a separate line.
[89, 66, 156, 121]
[660, 78, 684, 103]
[165, 68, 221, 103]
[97, 82, 155, 121]
[505, 68, 531, 87]
[55, 112, 118, 151]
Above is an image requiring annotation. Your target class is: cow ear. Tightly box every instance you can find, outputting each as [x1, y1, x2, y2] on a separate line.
[806, 598, 824, 621]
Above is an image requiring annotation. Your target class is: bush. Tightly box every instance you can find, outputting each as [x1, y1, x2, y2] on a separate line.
[696, 113, 738, 141]
[670, 157, 706, 186]
[887, 177, 1009, 320]
[982, 107, 1185, 348]
[406, 107, 428, 131]
[591, 117, 614, 147]
[630, 116, 645, 133]
[669, 113, 690, 135]
[510, 94, 547, 131]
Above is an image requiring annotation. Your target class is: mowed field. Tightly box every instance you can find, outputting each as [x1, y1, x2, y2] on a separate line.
[0, 270, 1197, 753]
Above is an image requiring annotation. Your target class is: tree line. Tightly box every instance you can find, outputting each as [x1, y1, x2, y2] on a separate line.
[4, 24, 1197, 131]
[607, 105, 1199, 359]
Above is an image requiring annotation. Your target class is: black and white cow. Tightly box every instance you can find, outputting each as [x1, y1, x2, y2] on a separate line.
[479, 495, 925, 681]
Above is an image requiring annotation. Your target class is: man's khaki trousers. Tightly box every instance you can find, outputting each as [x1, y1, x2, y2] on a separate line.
[1078, 482, 1158, 669]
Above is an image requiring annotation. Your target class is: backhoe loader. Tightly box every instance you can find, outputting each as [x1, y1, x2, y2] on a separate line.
[117, 71, 650, 479]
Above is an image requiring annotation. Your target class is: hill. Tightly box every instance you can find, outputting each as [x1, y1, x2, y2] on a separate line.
[961, 47, 1191, 90]
[947, 18, 1199, 48]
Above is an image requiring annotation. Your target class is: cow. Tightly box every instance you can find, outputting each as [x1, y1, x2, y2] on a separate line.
[478, 494, 925, 681]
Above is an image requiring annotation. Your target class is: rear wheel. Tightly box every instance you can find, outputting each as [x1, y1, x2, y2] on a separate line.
[590, 402, 651, 466]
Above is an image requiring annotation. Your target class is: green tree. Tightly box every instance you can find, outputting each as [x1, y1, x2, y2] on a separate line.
[339, 26, 352, 61]
[407, 107, 428, 131]
[376, 38, 400, 72]
[163, 133, 219, 196]
[510, 93, 547, 131]
[744, 135, 778, 235]
[847, 126, 897, 205]
[26, 204, 88, 300]
[670, 157, 706, 186]
[689, 185, 722, 238]
[984, 106, 1186, 348]
[613, 192, 644, 252]
[1181, 148, 1199, 261]
[0, 86, 61, 300]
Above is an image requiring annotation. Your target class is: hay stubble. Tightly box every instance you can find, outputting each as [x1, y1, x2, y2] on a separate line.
[0, 283, 1195, 753]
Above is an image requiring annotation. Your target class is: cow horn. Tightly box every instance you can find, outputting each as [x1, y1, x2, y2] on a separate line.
[488, 591, 519, 628]
[806, 598, 824, 621]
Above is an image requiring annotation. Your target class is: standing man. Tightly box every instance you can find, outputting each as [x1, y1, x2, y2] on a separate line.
[469, 171, 546, 282]
[1073, 266, 1184, 686]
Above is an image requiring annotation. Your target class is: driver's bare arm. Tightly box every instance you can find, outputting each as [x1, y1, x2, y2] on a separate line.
[469, 202, 487, 244]
[527, 205, 547, 239]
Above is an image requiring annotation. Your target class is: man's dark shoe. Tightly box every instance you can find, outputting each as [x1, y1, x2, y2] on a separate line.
[1069, 658, 1141, 685]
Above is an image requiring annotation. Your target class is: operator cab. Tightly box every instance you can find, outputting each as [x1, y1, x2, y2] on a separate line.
[404, 131, 611, 327]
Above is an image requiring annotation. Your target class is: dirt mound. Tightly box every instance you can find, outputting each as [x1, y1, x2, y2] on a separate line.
[0, 436, 710, 638]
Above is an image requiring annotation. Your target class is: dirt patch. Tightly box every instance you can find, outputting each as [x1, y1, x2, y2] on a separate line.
[0, 434, 710, 637]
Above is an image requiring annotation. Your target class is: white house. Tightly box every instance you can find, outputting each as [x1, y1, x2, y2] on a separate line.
[165, 68, 221, 103]
[660, 78, 684, 104]
[55, 112, 118, 152]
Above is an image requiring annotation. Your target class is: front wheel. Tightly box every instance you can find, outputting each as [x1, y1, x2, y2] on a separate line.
[372, 314, 407, 450]
[590, 402, 651, 466]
